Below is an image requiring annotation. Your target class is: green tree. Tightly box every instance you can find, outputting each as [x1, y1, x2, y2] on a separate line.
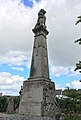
[64, 88, 81, 113]
[0, 96, 8, 112]
[57, 88, 81, 114]
[13, 96, 20, 111]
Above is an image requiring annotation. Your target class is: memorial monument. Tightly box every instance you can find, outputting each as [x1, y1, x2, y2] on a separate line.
[19, 9, 61, 119]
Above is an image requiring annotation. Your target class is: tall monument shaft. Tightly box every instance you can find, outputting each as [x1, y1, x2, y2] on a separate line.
[19, 9, 60, 119]
[30, 9, 49, 79]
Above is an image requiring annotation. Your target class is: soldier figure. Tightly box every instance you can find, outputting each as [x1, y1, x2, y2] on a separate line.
[35, 9, 46, 28]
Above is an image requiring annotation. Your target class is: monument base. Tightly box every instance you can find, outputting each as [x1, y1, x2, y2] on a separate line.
[19, 78, 61, 118]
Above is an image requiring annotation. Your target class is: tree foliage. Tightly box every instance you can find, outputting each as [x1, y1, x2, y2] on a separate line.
[75, 16, 81, 25]
[0, 96, 8, 112]
[74, 16, 81, 73]
[57, 88, 81, 114]
[0, 96, 20, 113]
[13, 96, 20, 111]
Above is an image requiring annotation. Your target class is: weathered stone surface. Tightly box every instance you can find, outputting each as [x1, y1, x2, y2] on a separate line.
[30, 9, 49, 79]
[19, 79, 60, 118]
[6, 97, 14, 114]
[0, 114, 56, 120]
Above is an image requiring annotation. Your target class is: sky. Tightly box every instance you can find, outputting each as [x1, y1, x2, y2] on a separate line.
[0, 0, 81, 96]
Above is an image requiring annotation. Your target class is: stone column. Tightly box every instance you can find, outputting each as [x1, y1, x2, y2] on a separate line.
[30, 9, 49, 80]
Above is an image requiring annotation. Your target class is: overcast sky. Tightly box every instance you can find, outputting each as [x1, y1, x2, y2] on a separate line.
[0, 0, 81, 95]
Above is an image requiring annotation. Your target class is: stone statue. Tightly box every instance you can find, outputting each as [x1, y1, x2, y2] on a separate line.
[35, 9, 46, 28]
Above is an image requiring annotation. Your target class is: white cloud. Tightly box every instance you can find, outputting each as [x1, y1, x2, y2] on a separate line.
[0, 0, 34, 55]
[55, 82, 63, 90]
[50, 63, 80, 77]
[0, 0, 81, 67]
[12, 67, 24, 71]
[0, 72, 25, 95]
[66, 80, 81, 89]
[46, 0, 81, 67]
[69, 67, 80, 77]
[50, 65, 68, 77]
[0, 51, 30, 66]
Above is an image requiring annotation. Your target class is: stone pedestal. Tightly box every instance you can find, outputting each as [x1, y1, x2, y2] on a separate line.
[19, 78, 60, 118]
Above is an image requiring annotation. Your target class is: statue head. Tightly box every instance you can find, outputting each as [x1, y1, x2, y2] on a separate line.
[38, 9, 46, 16]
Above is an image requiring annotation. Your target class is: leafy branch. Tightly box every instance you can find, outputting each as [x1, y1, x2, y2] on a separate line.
[74, 16, 81, 73]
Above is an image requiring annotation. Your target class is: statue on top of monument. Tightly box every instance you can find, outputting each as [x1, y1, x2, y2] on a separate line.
[35, 9, 46, 29]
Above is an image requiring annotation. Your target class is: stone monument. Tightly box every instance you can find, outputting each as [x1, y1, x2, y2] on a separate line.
[6, 97, 14, 114]
[19, 9, 61, 119]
